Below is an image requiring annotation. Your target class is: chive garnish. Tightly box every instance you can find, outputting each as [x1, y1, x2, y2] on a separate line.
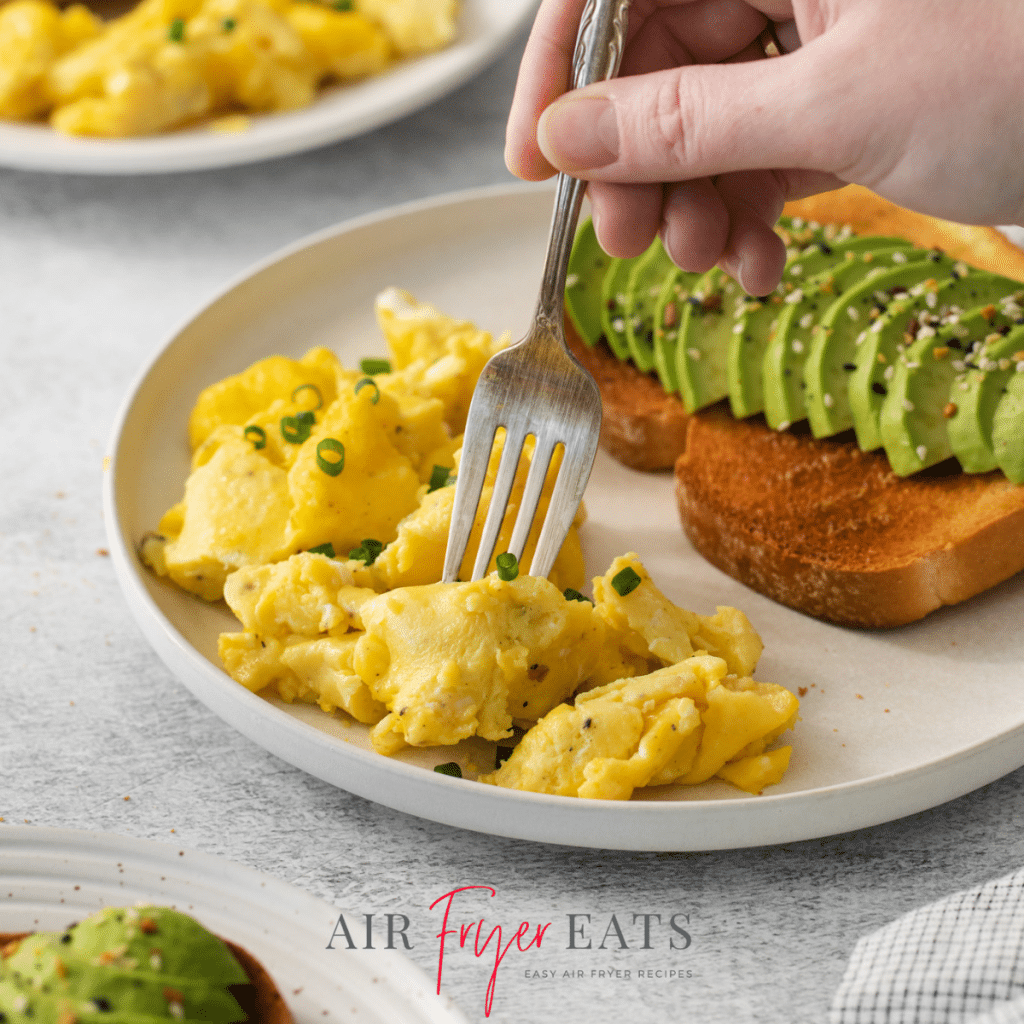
[611, 566, 641, 596]
[354, 377, 380, 404]
[280, 415, 311, 444]
[332, 0, 353, 10]
[221, 16, 235, 30]
[168, 17, 184, 40]
[349, 538, 383, 565]
[291, 383, 323, 410]
[433, 762, 462, 778]
[495, 552, 519, 581]
[243, 425, 266, 450]
[427, 465, 451, 492]
[359, 357, 391, 375]
[308, 542, 335, 557]
[563, 587, 591, 603]
[316, 437, 345, 476]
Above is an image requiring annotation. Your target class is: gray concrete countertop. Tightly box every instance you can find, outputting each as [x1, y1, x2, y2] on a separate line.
[2, 27, 1023, 1024]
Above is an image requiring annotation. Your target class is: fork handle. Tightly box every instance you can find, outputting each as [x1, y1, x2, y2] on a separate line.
[535, 0, 631, 331]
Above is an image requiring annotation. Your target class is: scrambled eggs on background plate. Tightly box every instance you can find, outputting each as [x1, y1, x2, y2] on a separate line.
[141, 290, 800, 800]
[0, 0, 457, 136]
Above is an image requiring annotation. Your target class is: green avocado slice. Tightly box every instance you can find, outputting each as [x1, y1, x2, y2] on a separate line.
[803, 250, 953, 438]
[879, 300, 1024, 474]
[947, 323, 1024, 472]
[673, 268, 745, 412]
[992, 367, 1024, 482]
[761, 244, 919, 430]
[600, 256, 640, 361]
[727, 234, 904, 418]
[565, 218, 612, 347]
[649, 262, 701, 393]
[848, 271, 1023, 450]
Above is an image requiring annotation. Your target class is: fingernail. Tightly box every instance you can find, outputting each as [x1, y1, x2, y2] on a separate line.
[538, 96, 618, 172]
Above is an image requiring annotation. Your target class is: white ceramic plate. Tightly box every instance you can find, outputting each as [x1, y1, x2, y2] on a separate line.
[0, 0, 536, 175]
[0, 825, 466, 1024]
[103, 182, 1024, 851]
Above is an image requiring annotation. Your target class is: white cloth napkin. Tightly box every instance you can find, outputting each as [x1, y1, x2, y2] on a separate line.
[830, 866, 1024, 1023]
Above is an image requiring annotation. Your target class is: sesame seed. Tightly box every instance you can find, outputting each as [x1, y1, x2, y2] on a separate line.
[916, 444, 927, 460]
[925, 292, 938, 308]
[847, 306, 859, 320]
[892, 251, 908, 263]
[906, 361, 920, 369]
[799, 313, 813, 329]
[884, 365, 895, 380]
[611, 317, 625, 332]
[785, 289, 804, 304]
[732, 322, 744, 334]
[954, 261, 969, 276]
[687, 348, 701, 361]
[823, 393, 834, 408]
[777, 420, 791, 430]
[917, 325, 937, 340]
[1017, 361, 1024, 372]
[565, 274, 579, 288]
[792, 340, 804, 353]
[790, 264, 803, 276]
[902, 399, 915, 412]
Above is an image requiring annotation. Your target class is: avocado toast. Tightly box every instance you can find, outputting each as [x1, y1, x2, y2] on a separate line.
[564, 184, 1024, 626]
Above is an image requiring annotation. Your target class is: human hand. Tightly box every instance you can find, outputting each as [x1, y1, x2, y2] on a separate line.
[507, 0, 1024, 296]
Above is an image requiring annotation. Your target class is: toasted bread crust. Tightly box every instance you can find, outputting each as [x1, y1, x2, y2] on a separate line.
[0, 932, 294, 1024]
[572, 184, 1024, 626]
[674, 407, 1024, 627]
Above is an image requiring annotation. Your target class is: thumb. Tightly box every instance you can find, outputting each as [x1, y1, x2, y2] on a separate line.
[536, 43, 851, 184]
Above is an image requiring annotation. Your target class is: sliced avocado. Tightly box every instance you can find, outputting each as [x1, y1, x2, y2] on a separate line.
[565, 218, 612, 347]
[848, 270, 1023, 450]
[600, 256, 640, 361]
[992, 366, 1024, 483]
[727, 234, 905, 419]
[761, 244, 918, 430]
[623, 238, 698, 391]
[803, 250, 953, 438]
[650, 262, 701, 393]
[673, 268, 744, 412]
[947, 322, 1024, 472]
[879, 300, 1023, 474]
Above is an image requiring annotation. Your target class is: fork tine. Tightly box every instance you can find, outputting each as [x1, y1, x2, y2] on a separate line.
[470, 428, 527, 581]
[442, 416, 496, 583]
[526, 427, 601, 580]
[505, 434, 557, 563]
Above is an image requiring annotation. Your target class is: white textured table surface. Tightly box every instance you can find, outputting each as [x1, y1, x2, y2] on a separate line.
[3, 29, 1024, 1024]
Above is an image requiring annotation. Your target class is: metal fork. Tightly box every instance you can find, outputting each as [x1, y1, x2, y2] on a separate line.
[442, 0, 630, 583]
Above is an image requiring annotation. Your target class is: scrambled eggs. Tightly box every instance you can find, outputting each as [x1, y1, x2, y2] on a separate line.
[0, 0, 457, 136]
[142, 291, 800, 799]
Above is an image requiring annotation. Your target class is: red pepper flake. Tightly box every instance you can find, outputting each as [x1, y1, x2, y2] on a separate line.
[700, 293, 723, 313]
[798, 687, 808, 697]
[139, 918, 159, 935]
[163, 989, 184, 1005]
[980, 304, 997, 322]
[96, 548, 109, 557]
[943, 402, 958, 419]
[57, 1006, 77, 1024]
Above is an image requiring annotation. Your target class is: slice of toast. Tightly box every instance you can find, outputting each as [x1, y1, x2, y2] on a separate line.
[570, 184, 1024, 625]
[674, 407, 1024, 626]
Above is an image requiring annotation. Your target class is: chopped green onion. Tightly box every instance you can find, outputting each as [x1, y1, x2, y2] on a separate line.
[563, 588, 591, 603]
[359, 357, 391, 375]
[332, 0, 353, 9]
[427, 465, 451, 492]
[611, 566, 642, 596]
[495, 552, 519, 581]
[316, 437, 345, 476]
[354, 377, 380, 404]
[296, 410, 315, 425]
[168, 17, 185, 40]
[221, 16, 235, 30]
[433, 762, 462, 778]
[349, 538, 384, 565]
[243, 425, 266, 450]
[291, 383, 323, 410]
[280, 415, 312, 444]
[308, 542, 335, 557]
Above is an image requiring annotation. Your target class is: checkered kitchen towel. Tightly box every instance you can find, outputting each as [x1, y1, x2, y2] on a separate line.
[830, 866, 1024, 1023]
